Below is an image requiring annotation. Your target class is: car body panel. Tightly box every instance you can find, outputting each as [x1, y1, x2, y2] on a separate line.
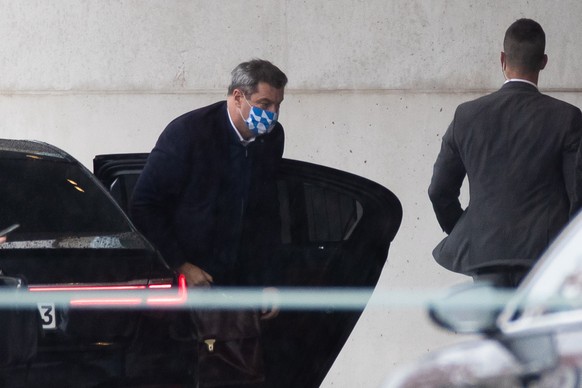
[387, 339, 523, 387]
[94, 153, 403, 388]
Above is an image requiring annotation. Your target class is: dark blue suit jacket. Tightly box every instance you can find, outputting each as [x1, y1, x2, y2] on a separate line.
[429, 82, 582, 274]
[130, 101, 284, 285]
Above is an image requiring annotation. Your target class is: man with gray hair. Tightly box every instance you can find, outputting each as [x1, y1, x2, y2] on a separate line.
[131, 59, 287, 316]
[429, 19, 582, 287]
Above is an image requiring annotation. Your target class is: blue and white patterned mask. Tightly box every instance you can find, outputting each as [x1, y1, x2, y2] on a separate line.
[242, 97, 278, 136]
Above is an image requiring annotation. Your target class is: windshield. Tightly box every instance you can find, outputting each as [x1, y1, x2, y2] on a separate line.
[499, 212, 582, 325]
[0, 154, 131, 240]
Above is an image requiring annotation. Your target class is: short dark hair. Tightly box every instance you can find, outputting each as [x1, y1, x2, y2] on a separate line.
[227, 59, 288, 96]
[503, 18, 546, 72]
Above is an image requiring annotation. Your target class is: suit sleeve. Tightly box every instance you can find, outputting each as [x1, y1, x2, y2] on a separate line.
[428, 117, 466, 234]
[565, 108, 582, 217]
[129, 124, 191, 269]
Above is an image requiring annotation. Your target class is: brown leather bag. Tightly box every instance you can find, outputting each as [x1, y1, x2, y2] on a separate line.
[191, 305, 265, 387]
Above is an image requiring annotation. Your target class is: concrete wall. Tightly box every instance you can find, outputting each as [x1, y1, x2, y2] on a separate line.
[2, 1, 581, 386]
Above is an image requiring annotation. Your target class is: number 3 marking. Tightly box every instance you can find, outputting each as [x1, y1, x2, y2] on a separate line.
[37, 303, 57, 329]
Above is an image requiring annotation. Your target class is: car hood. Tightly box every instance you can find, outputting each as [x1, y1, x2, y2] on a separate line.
[383, 338, 523, 388]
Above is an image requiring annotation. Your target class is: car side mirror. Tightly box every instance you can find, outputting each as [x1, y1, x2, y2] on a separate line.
[0, 274, 25, 288]
[500, 333, 558, 378]
[428, 282, 513, 335]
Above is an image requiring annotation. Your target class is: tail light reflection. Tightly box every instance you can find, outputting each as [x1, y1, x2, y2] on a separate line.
[28, 274, 188, 307]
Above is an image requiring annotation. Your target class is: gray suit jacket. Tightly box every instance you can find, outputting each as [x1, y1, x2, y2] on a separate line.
[429, 81, 582, 274]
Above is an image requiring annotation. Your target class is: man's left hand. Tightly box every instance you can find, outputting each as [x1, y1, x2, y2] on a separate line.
[260, 287, 280, 320]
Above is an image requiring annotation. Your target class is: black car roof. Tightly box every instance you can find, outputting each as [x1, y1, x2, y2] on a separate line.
[0, 139, 70, 161]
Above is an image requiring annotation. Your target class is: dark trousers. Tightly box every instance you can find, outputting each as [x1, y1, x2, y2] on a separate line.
[471, 265, 530, 288]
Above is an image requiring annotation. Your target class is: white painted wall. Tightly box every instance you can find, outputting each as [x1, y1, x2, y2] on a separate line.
[2, 1, 581, 386]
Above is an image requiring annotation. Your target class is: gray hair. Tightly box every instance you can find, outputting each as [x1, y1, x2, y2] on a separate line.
[227, 59, 288, 96]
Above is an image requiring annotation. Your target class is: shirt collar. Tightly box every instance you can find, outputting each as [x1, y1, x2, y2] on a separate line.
[504, 78, 538, 89]
[226, 106, 255, 146]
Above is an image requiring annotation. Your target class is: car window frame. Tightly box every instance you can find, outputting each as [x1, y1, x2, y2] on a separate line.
[498, 213, 582, 332]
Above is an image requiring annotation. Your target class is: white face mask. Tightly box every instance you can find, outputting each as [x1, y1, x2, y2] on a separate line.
[240, 97, 278, 136]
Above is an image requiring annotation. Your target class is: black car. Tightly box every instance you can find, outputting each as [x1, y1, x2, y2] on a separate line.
[94, 152, 402, 388]
[0, 139, 402, 387]
[0, 139, 192, 387]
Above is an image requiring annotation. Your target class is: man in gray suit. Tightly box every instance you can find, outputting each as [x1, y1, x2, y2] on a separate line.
[428, 18, 582, 287]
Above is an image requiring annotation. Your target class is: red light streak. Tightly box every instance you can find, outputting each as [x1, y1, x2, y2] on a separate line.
[71, 298, 142, 306]
[147, 274, 188, 306]
[30, 285, 146, 292]
[27, 276, 187, 307]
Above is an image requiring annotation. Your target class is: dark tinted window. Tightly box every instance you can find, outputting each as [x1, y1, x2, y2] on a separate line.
[304, 183, 362, 241]
[278, 180, 363, 244]
[108, 174, 140, 214]
[0, 156, 131, 239]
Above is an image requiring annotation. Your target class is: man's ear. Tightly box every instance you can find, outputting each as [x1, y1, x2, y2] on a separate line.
[540, 54, 548, 70]
[232, 89, 243, 108]
[500, 51, 507, 71]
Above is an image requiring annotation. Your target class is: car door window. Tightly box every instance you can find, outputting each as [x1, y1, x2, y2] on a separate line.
[278, 180, 362, 245]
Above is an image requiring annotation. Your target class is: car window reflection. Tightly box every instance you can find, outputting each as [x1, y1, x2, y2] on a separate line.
[0, 155, 130, 240]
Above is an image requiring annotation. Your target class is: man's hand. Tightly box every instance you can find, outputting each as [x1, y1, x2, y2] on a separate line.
[177, 262, 214, 287]
[260, 287, 280, 320]
[0, 237, 6, 244]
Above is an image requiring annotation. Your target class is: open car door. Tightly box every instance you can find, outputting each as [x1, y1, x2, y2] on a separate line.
[94, 153, 402, 388]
